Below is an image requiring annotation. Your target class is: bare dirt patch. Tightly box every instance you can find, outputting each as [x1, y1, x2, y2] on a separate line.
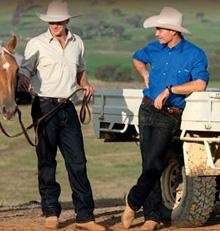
[1, 202, 220, 231]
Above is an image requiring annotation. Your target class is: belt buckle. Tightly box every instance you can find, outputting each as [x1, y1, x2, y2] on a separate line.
[167, 107, 173, 113]
[57, 98, 65, 103]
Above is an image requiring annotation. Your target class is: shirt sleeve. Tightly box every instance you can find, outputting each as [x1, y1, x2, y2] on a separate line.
[77, 38, 86, 73]
[18, 39, 38, 79]
[191, 49, 209, 83]
[132, 45, 150, 64]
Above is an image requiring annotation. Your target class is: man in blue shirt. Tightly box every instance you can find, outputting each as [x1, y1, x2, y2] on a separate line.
[121, 6, 209, 231]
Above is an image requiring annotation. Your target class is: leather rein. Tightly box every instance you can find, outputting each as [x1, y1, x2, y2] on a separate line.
[0, 88, 91, 147]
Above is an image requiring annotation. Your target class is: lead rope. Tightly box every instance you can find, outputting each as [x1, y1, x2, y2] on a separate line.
[0, 88, 92, 146]
[79, 94, 92, 125]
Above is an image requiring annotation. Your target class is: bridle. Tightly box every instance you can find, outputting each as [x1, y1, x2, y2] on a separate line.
[0, 45, 13, 56]
[0, 87, 92, 147]
[0, 45, 14, 71]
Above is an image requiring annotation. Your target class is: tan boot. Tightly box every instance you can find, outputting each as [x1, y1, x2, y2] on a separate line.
[121, 194, 135, 228]
[140, 220, 163, 231]
[75, 221, 106, 231]
[45, 216, 59, 229]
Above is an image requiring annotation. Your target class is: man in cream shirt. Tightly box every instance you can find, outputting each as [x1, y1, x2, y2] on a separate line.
[18, 1, 105, 231]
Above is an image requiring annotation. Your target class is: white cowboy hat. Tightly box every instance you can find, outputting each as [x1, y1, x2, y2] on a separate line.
[143, 6, 191, 34]
[38, 0, 79, 22]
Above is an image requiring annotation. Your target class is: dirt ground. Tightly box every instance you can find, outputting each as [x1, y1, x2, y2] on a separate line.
[1, 202, 220, 231]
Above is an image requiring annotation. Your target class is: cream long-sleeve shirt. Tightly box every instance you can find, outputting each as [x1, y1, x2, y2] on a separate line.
[18, 30, 86, 98]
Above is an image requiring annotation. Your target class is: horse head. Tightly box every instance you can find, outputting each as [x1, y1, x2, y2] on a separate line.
[0, 35, 18, 120]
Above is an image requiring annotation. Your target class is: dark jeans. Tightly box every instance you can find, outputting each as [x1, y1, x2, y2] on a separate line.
[31, 97, 94, 222]
[128, 102, 181, 222]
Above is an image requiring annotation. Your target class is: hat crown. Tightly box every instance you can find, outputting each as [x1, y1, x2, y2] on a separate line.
[46, 0, 69, 17]
[38, 0, 75, 22]
[158, 7, 182, 26]
[143, 6, 191, 34]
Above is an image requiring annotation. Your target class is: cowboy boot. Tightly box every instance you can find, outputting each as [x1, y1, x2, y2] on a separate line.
[140, 220, 163, 231]
[121, 194, 135, 228]
[45, 216, 59, 229]
[75, 221, 106, 231]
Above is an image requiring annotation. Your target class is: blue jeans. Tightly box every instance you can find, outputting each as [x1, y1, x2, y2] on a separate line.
[31, 97, 94, 222]
[128, 101, 181, 222]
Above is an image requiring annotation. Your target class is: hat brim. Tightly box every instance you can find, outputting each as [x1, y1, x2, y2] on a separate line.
[143, 15, 191, 35]
[37, 13, 81, 22]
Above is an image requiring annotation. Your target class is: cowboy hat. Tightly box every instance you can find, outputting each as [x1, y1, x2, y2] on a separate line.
[38, 0, 79, 22]
[143, 6, 191, 34]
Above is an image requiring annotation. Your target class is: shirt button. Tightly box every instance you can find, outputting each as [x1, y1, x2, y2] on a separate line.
[169, 52, 171, 55]
[163, 73, 166, 76]
[166, 62, 168, 65]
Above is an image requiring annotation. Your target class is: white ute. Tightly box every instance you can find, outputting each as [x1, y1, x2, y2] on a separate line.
[93, 88, 220, 228]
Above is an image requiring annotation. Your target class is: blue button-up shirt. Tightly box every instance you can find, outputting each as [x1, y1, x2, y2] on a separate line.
[132, 38, 209, 108]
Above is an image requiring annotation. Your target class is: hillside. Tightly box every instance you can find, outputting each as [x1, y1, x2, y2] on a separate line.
[0, 0, 220, 81]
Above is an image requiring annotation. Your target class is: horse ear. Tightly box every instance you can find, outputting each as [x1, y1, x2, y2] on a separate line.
[4, 35, 17, 53]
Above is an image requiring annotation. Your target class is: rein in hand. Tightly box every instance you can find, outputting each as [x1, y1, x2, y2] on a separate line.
[0, 88, 92, 147]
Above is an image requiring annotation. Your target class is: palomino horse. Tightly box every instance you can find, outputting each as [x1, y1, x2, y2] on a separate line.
[0, 35, 18, 120]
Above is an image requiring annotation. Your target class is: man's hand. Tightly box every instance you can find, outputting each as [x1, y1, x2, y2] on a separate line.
[83, 84, 94, 98]
[77, 71, 94, 97]
[18, 75, 32, 92]
[154, 88, 170, 109]
[144, 79, 149, 88]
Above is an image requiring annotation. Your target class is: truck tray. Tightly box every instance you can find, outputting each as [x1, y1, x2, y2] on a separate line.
[93, 88, 142, 138]
[181, 90, 220, 132]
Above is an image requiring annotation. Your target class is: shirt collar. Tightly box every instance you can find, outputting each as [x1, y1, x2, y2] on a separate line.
[45, 29, 76, 43]
[159, 37, 185, 52]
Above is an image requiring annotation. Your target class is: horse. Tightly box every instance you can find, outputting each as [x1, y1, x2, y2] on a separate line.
[0, 35, 18, 120]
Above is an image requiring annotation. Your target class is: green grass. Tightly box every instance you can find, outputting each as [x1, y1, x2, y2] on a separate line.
[0, 105, 140, 206]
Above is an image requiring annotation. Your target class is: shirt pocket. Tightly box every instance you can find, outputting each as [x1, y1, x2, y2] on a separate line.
[70, 56, 80, 66]
[151, 64, 159, 71]
[176, 68, 191, 84]
[150, 64, 163, 85]
[39, 56, 57, 68]
[65, 55, 80, 70]
[150, 64, 161, 78]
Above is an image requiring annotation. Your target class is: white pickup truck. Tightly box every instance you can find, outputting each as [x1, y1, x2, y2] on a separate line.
[92, 88, 220, 228]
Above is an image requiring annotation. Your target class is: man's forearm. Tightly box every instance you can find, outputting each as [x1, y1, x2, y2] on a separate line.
[132, 59, 149, 87]
[171, 79, 207, 95]
[77, 71, 89, 87]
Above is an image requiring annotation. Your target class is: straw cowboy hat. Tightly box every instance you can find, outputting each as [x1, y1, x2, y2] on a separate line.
[143, 6, 191, 34]
[38, 0, 79, 22]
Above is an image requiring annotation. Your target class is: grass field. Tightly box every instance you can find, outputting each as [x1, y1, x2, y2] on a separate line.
[0, 102, 141, 206]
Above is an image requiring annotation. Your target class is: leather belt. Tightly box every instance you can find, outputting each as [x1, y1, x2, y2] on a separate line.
[163, 106, 183, 115]
[142, 96, 183, 115]
[143, 96, 154, 106]
[37, 96, 70, 104]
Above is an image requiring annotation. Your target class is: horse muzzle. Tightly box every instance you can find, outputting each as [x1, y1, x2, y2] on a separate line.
[1, 103, 17, 120]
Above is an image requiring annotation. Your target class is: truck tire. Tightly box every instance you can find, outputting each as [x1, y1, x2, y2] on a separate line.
[161, 159, 216, 227]
[216, 176, 220, 201]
